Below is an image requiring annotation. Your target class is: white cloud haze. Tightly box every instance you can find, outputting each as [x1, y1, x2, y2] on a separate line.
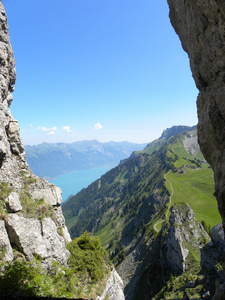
[36, 126, 57, 136]
[62, 126, 72, 133]
[37, 126, 57, 132]
[94, 123, 103, 130]
[47, 131, 55, 135]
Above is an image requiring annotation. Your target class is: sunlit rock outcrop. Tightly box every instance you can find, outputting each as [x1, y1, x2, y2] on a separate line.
[164, 204, 209, 273]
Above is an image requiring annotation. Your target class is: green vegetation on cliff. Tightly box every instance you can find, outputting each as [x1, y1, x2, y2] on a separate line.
[0, 232, 111, 299]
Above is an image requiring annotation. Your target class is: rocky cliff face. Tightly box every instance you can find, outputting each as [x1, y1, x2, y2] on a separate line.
[167, 2, 225, 297]
[167, 0, 225, 234]
[163, 203, 209, 274]
[0, 1, 71, 267]
[122, 203, 215, 299]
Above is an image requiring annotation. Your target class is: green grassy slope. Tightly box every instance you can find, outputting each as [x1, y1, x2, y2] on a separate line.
[165, 169, 220, 227]
[162, 130, 221, 227]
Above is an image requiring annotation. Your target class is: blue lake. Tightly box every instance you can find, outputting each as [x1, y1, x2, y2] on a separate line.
[50, 166, 113, 201]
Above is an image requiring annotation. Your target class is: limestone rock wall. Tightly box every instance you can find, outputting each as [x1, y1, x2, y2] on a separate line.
[167, 0, 225, 232]
[0, 1, 71, 267]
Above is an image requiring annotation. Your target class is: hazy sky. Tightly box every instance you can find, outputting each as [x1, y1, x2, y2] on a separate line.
[3, 0, 198, 145]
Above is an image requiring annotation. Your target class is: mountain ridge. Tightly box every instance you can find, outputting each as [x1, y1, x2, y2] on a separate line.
[120, 125, 196, 165]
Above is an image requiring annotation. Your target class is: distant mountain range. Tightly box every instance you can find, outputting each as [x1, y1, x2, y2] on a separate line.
[24, 140, 147, 179]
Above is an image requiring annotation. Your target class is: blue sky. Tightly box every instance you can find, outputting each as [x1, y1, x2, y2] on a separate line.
[3, 0, 198, 145]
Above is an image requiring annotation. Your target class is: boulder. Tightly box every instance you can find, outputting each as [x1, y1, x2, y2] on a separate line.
[5, 191, 22, 212]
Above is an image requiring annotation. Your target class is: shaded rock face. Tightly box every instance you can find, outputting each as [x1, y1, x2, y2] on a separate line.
[0, 220, 13, 262]
[167, 0, 225, 231]
[0, 1, 71, 266]
[201, 224, 225, 273]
